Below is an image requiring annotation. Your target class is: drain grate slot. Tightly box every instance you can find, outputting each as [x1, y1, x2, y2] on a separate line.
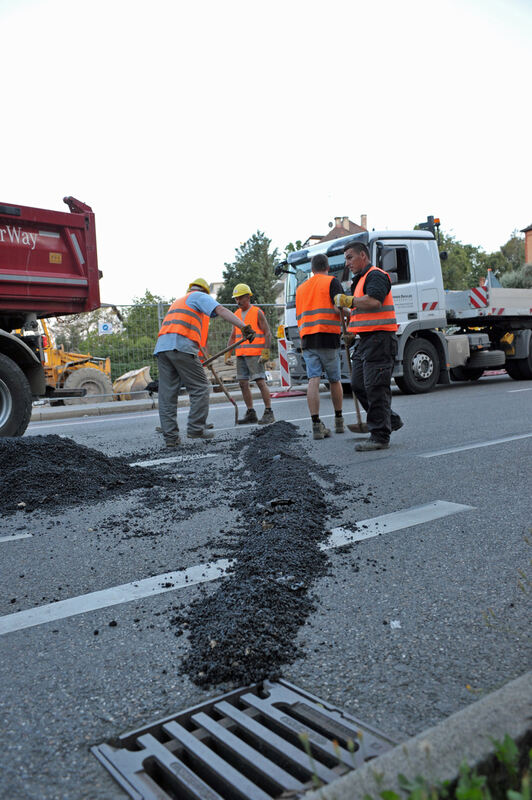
[92, 679, 396, 799]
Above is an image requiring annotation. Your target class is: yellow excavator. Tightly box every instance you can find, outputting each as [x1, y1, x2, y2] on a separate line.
[40, 320, 114, 404]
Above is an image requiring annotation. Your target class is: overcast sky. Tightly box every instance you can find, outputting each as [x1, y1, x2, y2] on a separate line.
[1, 0, 530, 303]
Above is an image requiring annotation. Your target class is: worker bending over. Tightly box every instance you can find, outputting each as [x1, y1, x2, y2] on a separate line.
[154, 278, 255, 447]
[295, 253, 344, 439]
[226, 283, 274, 425]
[335, 243, 403, 450]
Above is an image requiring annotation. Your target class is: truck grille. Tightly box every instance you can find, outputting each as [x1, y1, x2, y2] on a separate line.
[92, 679, 395, 799]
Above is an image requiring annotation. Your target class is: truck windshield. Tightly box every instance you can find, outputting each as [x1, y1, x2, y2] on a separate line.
[286, 254, 347, 306]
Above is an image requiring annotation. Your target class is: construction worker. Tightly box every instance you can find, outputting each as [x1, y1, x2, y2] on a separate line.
[295, 253, 345, 439]
[335, 242, 403, 451]
[154, 278, 255, 447]
[225, 284, 275, 425]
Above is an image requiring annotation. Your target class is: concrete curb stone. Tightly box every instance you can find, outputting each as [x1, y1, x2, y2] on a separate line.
[30, 386, 298, 422]
[304, 670, 532, 799]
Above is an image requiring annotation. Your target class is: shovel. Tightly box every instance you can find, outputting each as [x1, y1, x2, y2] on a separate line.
[200, 347, 240, 426]
[340, 313, 368, 434]
[202, 337, 247, 368]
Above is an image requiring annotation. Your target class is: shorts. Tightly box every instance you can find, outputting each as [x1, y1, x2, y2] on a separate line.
[302, 347, 341, 382]
[236, 355, 266, 382]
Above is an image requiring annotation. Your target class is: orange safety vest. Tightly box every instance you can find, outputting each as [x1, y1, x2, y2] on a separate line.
[348, 266, 398, 334]
[233, 305, 266, 356]
[295, 274, 341, 338]
[158, 293, 210, 350]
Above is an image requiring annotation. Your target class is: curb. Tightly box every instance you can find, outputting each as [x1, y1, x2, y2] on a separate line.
[304, 671, 532, 799]
[30, 387, 286, 422]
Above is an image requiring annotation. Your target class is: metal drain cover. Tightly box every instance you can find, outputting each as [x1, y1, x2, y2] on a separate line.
[92, 679, 395, 799]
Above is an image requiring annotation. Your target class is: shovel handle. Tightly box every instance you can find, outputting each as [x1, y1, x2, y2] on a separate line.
[340, 313, 364, 428]
[200, 348, 237, 408]
[202, 337, 247, 367]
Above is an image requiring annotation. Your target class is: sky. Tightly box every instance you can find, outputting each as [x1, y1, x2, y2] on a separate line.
[1, 0, 530, 304]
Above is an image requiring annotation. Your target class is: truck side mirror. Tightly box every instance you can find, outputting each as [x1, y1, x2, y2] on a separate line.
[440, 251, 448, 261]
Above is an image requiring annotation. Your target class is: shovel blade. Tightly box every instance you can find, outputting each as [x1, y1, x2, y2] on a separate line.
[347, 422, 369, 434]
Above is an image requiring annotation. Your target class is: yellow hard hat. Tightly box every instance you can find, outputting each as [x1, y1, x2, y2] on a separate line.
[232, 283, 252, 298]
[188, 277, 210, 294]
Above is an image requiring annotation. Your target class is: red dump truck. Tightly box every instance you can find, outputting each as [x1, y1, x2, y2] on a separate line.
[0, 196, 101, 436]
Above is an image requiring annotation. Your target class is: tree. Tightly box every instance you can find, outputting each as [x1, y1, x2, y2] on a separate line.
[284, 240, 304, 256]
[217, 231, 279, 305]
[500, 231, 525, 272]
[500, 263, 532, 288]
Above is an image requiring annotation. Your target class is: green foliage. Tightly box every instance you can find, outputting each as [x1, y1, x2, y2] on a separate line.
[284, 240, 304, 256]
[217, 231, 279, 305]
[358, 742, 530, 800]
[500, 264, 532, 289]
[500, 231, 526, 272]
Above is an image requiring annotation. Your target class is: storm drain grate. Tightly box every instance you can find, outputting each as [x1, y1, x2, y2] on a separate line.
[92, 679, 396, 799]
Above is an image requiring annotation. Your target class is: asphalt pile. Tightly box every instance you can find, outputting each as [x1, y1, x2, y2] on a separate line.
[174, 421, 350, 687]
[0, 435, 173, 515]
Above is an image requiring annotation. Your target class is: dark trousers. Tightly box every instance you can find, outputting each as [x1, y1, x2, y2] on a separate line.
[351, 332, 400, 443]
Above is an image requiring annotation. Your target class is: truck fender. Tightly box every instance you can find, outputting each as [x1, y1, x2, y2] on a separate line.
[507, 329, 531, 360]
[0, 331, 46, 395]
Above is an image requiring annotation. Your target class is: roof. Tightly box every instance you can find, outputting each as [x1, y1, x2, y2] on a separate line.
[521, 223, 532, 233]
[318, 219, 366, 242]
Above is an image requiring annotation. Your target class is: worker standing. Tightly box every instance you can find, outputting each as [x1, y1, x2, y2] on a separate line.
[295, 253, 345, 439]
[335, 242, 403, 451]
[225, 284, 275, 425]
[154, 278, 255, 447]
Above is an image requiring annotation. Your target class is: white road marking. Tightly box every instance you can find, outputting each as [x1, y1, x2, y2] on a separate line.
[420, 433, 532, 458]
[0, 560, 234, 636]
[508, 388, 532, 393]
[0, 500, 471, 636]
[0, 533, 33, 543]
[130, 453, 220, 467]
[321, 501, 473, 550]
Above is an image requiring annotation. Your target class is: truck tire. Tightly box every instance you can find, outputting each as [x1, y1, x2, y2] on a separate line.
[63, 368, 114, 404]
[396, 337, 440, 394]
[450, 366, 484, 381]
[0, 354, 33, 437]
[506, 339, 532, 380]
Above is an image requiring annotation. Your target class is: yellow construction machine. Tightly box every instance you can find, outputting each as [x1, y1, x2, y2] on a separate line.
[40, 321, 114, 404]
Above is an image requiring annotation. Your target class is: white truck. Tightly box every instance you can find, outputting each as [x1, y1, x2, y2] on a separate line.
[276, 228, 532, 393]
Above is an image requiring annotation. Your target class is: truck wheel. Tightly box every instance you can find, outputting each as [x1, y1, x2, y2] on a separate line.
[396, 337, 440, 394]
[63, 368, 114, 404]
[0, 354, 33, 437]
[450, 366, 484, 381]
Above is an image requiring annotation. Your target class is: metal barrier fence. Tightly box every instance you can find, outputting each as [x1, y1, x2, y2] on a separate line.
[48, 302, 285, 384]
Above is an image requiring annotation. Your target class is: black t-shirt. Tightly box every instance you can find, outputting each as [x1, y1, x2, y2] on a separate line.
[301, 276, 344, 350]
[351, 264, 391, 304]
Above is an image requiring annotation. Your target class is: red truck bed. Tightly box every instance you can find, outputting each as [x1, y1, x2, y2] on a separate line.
[0, 197, 100, 317]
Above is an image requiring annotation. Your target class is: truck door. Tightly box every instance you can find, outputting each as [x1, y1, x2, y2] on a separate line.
[374, 240, 419, 333]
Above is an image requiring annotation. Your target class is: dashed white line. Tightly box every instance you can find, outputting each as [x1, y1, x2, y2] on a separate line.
[420, 433, 532, 458]
[0, 500, 472, 636]
[0, 533, 33, 543]
[0, 560, 234, 636]
[508, 387, 532, 393]
[321, 501, 473, 549]
[130, 453, 220, 467]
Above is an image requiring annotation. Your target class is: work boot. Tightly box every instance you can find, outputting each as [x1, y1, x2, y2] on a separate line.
[165, 436, 181, 448]
[258, 408, 275, 425]
[335, 416, 345, 434]
[355, 439, 389, 451]
[238, 408, 258, 425]
[187, 430, 215, 440]
[391, 416, 404, 432]
[312, 421, 331, 440]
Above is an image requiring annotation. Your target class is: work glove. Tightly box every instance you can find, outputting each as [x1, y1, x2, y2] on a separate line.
[259, 348, 270, 363]
[334, 293, 354, 309]
[224, 351, 233, 365]
[241, 324, 256, 342]
[343, 334, 355, 347]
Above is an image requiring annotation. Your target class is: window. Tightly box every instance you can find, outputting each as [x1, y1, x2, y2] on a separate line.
[376, 245, 410, 284]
